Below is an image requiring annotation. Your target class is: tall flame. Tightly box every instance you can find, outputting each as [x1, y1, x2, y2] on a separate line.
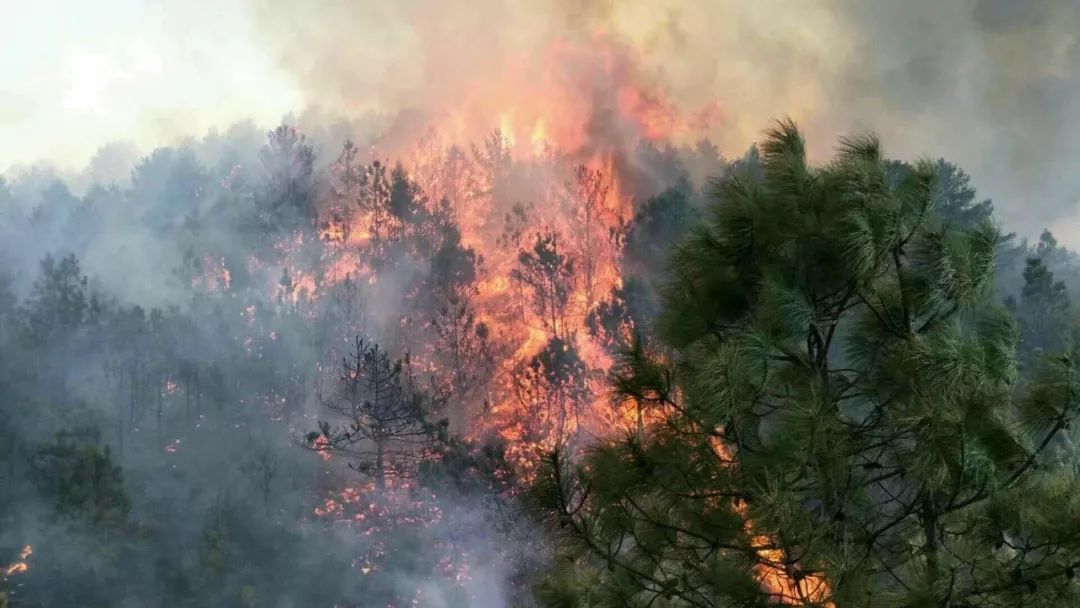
[189, 32, 820, 604]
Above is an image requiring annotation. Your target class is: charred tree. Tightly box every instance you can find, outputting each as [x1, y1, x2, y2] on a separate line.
[568, 165, 611, 312]
[512, 337, 592, 452]
[429, 289, 496, 411]
[240, 443, 280, 516]
[511, 229, 575, 341]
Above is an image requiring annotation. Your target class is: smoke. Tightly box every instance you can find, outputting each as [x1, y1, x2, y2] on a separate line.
[4, 3, 1080, 606]
[0, 112, 548, 605]
[247, 0, 1080, 241]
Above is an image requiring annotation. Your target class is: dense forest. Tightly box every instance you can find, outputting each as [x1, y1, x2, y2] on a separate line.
[2, 114, 1080, 608]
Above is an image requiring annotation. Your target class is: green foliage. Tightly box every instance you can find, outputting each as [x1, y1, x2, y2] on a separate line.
[533, 558, 605, 607]
[30, 429, 130, 526]
[258, 124, 316, 231]
[625, 187, 698, 280]
[199, 527, 228, 581]
[535, 120, 1080, 607]
[238, 585, 258, 608]
[24, 253, 97, 343]
[1008, 257, 1075, 367]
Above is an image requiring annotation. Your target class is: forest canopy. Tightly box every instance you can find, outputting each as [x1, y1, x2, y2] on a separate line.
[0, 116, 1078, 608]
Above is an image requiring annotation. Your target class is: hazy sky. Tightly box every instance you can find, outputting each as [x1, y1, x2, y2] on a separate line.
[4, 0, 1080, 244]
[1, 1, 299, 171]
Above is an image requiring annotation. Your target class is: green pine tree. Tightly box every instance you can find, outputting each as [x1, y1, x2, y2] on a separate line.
[1008, 257, 1074, 368]
[533, 120, 1080, 607]
[30, 429, 130, 526]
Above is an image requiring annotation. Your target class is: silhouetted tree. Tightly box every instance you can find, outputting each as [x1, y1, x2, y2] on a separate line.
[512, 230, 576, 339]
[512, 337, 592, 453]
[429, 289, 495, 409]
[25, 253, 94, 345]
[325, 140, 364, 245]
[259, 124, 316, 232]
[131, 147, 209, 232]
[312, 338, 430, 488]
[624, 186, 696, 281]
[240, 443, 280, 516]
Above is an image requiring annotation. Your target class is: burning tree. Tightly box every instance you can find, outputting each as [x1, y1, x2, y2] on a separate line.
[325, 140, 365, 246]
[472, 130, 514, 215]
[355, 160, 400, 269]
[567, 165, 612, 311]
[419, 220, 495, 411]
[512, 229, 576, 340]
[312, 337, 432, 489]
[512, 337, 592, 455]
[503, 228, 604, 460]
[438, 144, 478, 213]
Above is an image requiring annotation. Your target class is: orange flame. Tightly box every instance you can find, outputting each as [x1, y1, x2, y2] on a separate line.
[312, 435, 332, 462]
[711, 438, 833, 605]
[2, 545, 32, 578]
[238, 32, 817, 604]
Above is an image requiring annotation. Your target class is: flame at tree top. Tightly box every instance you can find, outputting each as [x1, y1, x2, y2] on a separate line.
[292, 34, 719, 467]
[186, 31, 825, 605]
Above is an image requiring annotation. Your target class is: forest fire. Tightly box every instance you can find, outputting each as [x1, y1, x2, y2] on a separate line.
[173, 30, 832, 605]
[188, 32, 828, 607]
[1, 545, 32, 578]
[709, 438, 834, 605]
[6, 0, 1080, 605]
[6, 1, 1080, 606]
[297, 35, 701, 467]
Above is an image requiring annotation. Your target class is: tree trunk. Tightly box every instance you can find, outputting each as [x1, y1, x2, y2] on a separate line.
[922, 497, 940, 587]
[157, 373, 164, 443]
[194, 367, 201, 421]
[375, 437, 386, 491]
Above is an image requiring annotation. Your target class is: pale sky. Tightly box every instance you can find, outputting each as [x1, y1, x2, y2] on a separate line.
[1, 0, 300, 172]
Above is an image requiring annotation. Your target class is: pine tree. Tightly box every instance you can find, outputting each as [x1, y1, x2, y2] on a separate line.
[30, 429, 130, 526]
[512, 229, 576, 340]
[534, 120, 1080, 607]
[259, 124, 316, 232]
[25, 253, 93, 344]
[1008, 257, 1074, 367]
[311, 338, 430, 489]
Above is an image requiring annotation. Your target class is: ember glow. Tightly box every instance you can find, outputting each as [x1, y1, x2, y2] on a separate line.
[1, 545, 32, 578]
[170, 25, 850, 603]
[284, 35, 717, 471]
[15, 3, 1067, 606]
[710, 437, 833, 605]
[251, 31, 827, 603]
